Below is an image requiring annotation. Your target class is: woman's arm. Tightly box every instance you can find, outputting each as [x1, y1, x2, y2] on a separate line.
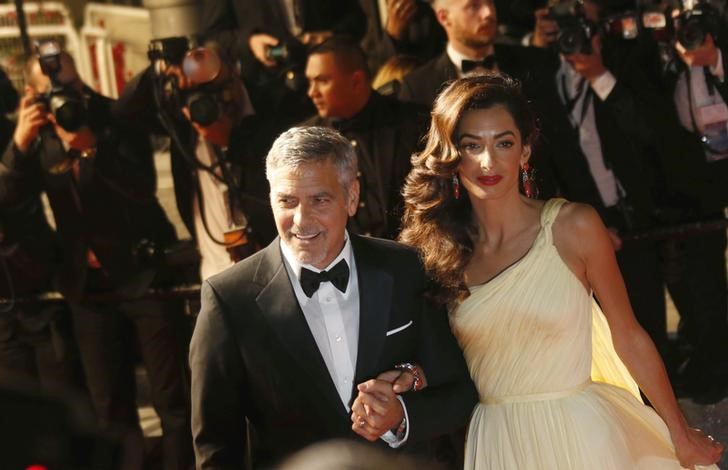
[553, 202, 723, 468]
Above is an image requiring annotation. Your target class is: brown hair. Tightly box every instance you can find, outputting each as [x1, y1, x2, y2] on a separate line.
[398, 72, 538, 305]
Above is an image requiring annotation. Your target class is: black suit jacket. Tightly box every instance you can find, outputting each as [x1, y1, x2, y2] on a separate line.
[302, 92, 427, 238]
[531, 43, 669, 230]
[190, 235, 477, 469]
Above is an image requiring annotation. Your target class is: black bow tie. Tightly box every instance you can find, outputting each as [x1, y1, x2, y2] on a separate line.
[461, 56, 496, 74]
[299, 259, 350, 298]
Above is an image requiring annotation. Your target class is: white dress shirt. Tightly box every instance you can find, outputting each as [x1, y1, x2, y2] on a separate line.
[446, 43, 496, 78]
[193, 138, 236, 280]
[280, 232, 409, 447]
[556, 58, 621, 207]
[674, 50, 725, 134]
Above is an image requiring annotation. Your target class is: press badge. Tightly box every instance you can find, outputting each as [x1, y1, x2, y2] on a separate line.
[697, 102, 728, 162]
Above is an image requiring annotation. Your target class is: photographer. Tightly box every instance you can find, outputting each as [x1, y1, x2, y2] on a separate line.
[650, 0, 728, 401]
[199, 0, 368, 133]
[0, 47, 192, 469]
[0, 194, 85, 393]
[0, 66, 18, 151]
[301, 36, 427, 239]
[117, 42, 277, 280]
[525, 0, 677, 359]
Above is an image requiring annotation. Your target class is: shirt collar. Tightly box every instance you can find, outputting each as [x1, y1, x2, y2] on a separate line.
[447, 42, 495, 76]
[280, 231, 353, 283]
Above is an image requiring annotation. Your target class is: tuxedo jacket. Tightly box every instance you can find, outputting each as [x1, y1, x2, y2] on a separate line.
[398, 44, 555, 108]
[190, 235, 477, 469]
[301, 92, 428, 238]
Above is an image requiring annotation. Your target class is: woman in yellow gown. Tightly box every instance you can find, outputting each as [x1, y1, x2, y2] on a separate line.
[399, 73, 724, 469]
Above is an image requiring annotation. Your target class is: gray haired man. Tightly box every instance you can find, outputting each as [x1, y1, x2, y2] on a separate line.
[189, 126, 476, 469]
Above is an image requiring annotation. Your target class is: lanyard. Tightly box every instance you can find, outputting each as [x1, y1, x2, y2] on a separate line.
[560, 74, 593, 128]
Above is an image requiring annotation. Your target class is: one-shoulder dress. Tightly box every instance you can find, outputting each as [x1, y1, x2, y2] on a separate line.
[449, 198, 718, 470]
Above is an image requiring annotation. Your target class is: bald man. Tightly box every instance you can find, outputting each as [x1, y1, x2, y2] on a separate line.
[398, 0, 555, 108]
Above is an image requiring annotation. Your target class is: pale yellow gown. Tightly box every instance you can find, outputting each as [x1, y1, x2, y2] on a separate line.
[450, 198, 719, 470]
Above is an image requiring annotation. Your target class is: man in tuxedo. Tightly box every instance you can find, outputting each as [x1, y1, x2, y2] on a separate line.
[398, 0, 554, 108]
[190, 126, 477, 469]
[302, 35, 427, 238]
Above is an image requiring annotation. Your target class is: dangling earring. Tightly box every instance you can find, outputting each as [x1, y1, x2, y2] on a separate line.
[521, 162, 538, 199]
[452, 173, 461, 200]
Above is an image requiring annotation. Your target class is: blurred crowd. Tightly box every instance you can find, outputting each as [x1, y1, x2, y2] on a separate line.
[0, 0, 727, 468]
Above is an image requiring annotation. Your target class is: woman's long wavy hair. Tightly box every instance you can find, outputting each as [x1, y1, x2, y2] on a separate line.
[399, 73, 539, 305]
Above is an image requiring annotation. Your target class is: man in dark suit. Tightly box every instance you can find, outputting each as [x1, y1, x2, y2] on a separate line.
[649, 13, 728, 400]
[114, 49, 277, 280]
[302, 36, 426, 238]
[526, 0, 675, 360]
[398, 0, 554, 108]
[190, 126, 477, 469]
[1, 52, 192, 469]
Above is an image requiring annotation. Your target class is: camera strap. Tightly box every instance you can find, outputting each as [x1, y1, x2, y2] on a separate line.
[560, 74, 593, 128]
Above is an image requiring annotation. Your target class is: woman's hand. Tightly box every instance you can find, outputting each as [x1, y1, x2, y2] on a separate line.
[672, 426, 724, 468]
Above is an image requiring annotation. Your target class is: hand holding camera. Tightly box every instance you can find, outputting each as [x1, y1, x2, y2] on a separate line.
[13, 88, 48, 153]
[249, 33, 281, 67]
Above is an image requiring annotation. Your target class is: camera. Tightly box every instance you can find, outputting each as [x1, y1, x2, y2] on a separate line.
[547, 1, 598, 54]
[35, 40, 87, 132]
[674, 0, 721, 50]
[264, 40, 307, 67]
[148, 38, 231, 126]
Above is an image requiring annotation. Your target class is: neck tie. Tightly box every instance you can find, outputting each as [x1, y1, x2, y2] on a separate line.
[461, 56, 496, 74]
[300, 259, 349, 298]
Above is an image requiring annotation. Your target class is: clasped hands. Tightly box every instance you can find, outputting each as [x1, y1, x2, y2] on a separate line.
[350, 366, 426, 442]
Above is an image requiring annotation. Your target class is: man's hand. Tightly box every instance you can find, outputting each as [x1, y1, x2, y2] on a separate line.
[376, 364, 427, 394]
[606, 227, 623, 252]
[248, 33, 280, 68]
[532, 8, 559, 48]
[350, 379, 404, 442]
[385, 0, 417, 40]
[675, 33, 720, 69]
[13, 87, 49, 153]
[564, 34, 607, 81]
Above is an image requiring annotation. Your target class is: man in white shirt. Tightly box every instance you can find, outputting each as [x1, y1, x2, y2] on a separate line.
[655, 17, 728, 402]
[190, 126, 477, 469]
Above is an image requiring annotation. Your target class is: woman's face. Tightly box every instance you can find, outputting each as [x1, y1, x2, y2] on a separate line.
[455, 104, 530, 201]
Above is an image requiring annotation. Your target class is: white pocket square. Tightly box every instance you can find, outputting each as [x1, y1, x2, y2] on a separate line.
[386, 320, 413, 336]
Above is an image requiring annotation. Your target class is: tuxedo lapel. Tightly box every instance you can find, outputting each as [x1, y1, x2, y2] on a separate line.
[255, 241, 349, 418]
[352, 236, 393, 384]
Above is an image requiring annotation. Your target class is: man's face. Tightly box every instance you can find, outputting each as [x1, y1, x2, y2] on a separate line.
[438, 0, 498, 50]
[305, 52, 360, 119]
[269, 159, 359, 269]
